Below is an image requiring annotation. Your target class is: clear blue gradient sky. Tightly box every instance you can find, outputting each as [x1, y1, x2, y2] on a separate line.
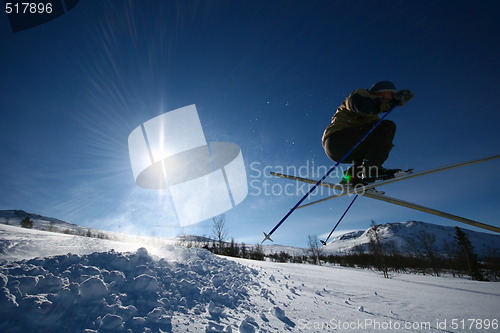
[1, 1, 499, 246]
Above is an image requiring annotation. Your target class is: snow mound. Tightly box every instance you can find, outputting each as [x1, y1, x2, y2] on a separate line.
[0, 246, 258, 332]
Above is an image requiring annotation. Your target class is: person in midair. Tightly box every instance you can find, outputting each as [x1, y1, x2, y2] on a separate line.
[322, 81, 413, 185]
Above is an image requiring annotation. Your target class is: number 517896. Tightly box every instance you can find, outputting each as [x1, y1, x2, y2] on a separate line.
[5, 2, 53, 14]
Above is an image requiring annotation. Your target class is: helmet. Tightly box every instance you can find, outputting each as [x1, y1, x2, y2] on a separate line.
[369, 81, 397, 93]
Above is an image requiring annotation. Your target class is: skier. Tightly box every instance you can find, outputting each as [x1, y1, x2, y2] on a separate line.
[322, 81, 413, 185]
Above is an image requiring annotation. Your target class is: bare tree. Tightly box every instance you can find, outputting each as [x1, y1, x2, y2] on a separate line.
[417, 230, 440, 276]
[212, 214, 228, 253]
[368, 221, 389, 278]
[308, 235, 323, 265]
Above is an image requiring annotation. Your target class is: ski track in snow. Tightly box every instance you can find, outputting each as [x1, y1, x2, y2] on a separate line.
[1, 224, 499, 333]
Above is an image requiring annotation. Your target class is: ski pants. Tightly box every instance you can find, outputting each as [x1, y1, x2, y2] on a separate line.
[323, 120, 396, 166]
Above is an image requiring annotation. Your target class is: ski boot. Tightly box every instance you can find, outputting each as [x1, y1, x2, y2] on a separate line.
[339, 165, 366, 186]
[362, 162, 402, 183]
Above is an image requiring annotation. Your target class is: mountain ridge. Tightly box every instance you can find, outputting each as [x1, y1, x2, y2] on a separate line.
[324, 220, 500, 258]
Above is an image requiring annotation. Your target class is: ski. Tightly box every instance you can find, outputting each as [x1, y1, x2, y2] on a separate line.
[361, 191, 500, 233]
[271, 154, 500, 208]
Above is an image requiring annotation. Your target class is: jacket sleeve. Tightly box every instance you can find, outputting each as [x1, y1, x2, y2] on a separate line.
[348, 92, 382, 115]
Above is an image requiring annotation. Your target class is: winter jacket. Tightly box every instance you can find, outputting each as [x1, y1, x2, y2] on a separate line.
[321, 88, 394, 145]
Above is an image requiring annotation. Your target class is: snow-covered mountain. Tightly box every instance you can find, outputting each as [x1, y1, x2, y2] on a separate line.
[0, 209, 87, 233]
[0, 210, 177, 246]
[323, 221, 500, 258]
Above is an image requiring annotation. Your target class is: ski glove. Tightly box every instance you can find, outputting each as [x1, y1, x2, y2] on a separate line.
[393, 89, 414, 106]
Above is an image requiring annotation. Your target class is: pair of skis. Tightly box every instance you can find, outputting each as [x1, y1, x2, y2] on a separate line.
[263, 155, 500, 243]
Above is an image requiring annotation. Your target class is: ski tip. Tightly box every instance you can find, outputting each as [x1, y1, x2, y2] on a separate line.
[261, 232, 273, 243]
[365, 188, 385, 195]
[394, 168, 414, 178]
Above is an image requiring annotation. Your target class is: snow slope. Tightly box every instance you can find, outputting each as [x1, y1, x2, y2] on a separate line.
[1, 224, 499, 332]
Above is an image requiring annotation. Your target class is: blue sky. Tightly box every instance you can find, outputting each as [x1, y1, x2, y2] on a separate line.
[1, 1, 499, 247]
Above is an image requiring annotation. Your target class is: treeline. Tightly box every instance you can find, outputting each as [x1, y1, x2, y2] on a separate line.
[348, 224, 499, 281]
[181, 222, 499, 282]
[314, 225, 499, 281]
[177, 234, 315, 263]
[177, 237, 268, 261]
[315, 252, 500, 281]
[319, 226, 499, 281]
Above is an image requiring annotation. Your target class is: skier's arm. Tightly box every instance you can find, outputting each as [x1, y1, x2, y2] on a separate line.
[348, 92, 384, 115]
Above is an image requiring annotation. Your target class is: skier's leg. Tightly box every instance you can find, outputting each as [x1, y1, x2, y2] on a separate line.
[324, 121, 395, 164]
[323, 128, 366, 164]
[363, 120, 396, 165]
[361, 120, 398, 180]
[323, 121, 398, 182]
[324, 129, 366, 182]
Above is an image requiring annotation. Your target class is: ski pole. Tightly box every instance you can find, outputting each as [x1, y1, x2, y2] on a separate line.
[262, 104, 398, 243]
[320, 194, 358, 245]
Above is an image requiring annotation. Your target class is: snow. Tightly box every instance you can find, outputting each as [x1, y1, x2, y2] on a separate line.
[1, 224, 499, 332]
